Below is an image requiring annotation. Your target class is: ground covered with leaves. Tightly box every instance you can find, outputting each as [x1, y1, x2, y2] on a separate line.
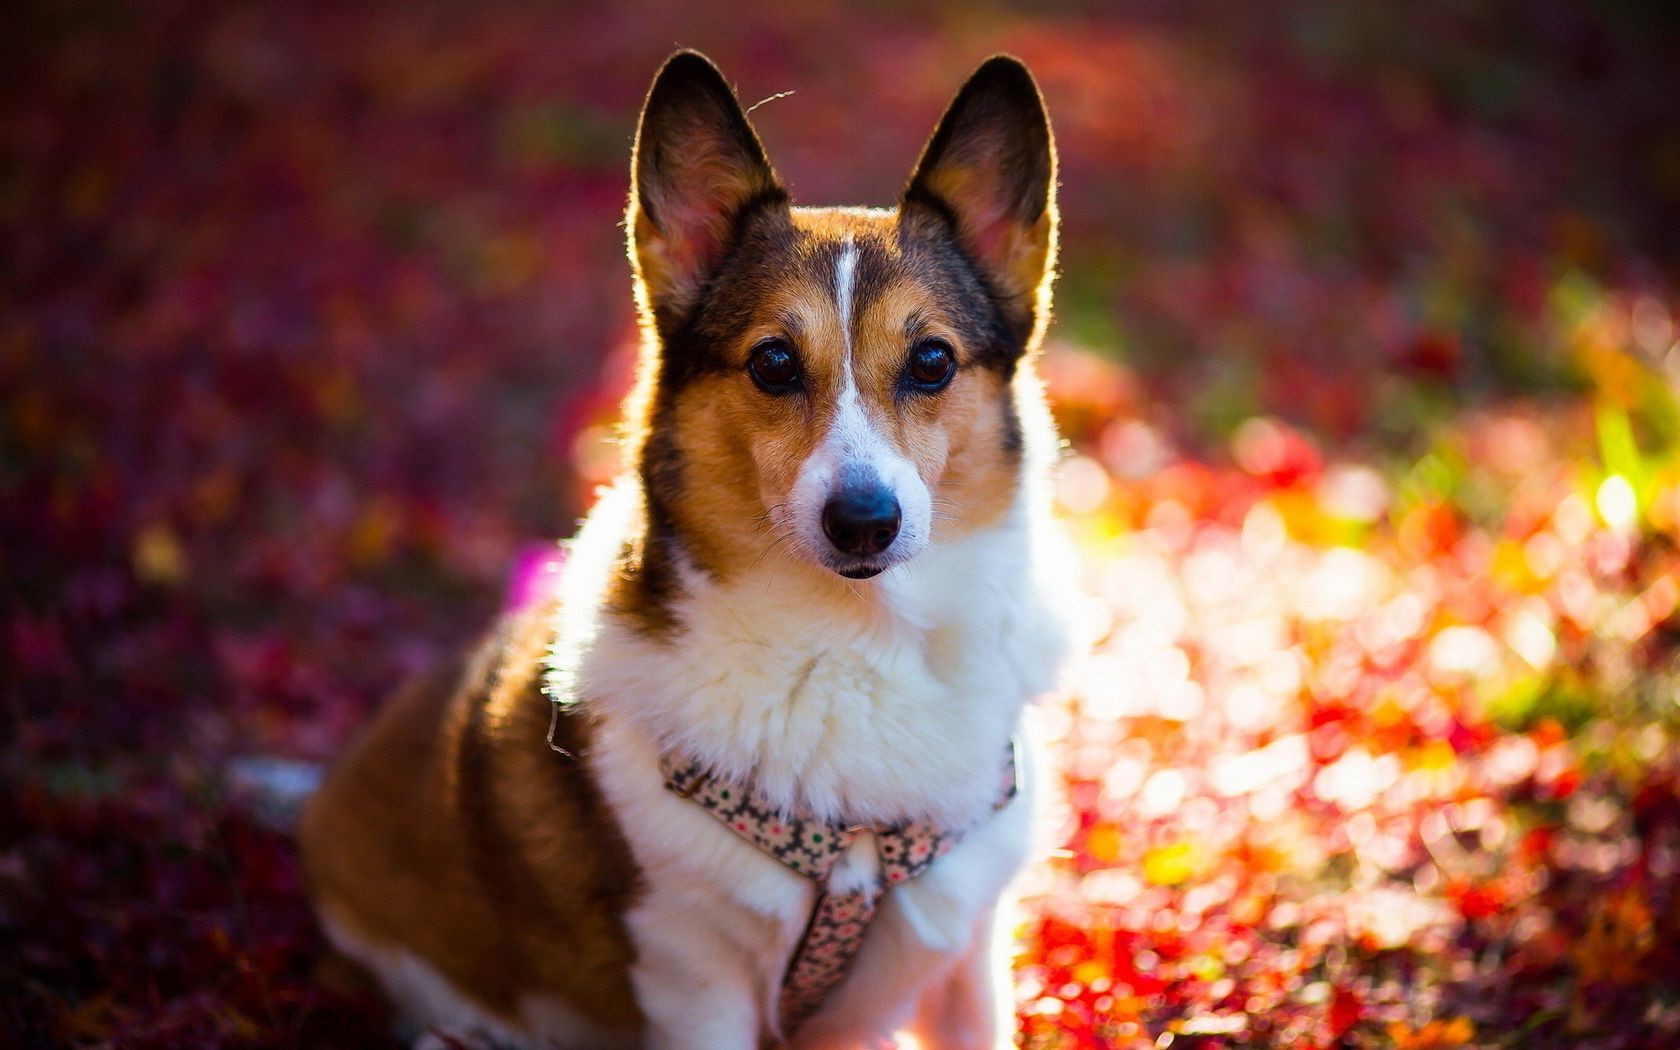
[5, 1, 1680, 1047]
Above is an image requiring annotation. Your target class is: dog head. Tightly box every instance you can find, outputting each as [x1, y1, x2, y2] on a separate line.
[620, 51, 1057, 604]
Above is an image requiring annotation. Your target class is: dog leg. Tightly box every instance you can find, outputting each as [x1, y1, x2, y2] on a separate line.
[900, 911, 1012, 1050]
[625, 906, 761, 1049]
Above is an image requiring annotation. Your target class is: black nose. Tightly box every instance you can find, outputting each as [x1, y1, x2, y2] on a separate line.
[821, 486, 901, 557]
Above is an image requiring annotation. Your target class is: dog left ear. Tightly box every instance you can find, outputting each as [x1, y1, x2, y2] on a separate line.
[902, 56, 1058, 347]
[628, 51, 787, 332]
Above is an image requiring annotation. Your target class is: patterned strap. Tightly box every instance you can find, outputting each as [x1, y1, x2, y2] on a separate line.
[777, 887, 880, 1033]
[659, 746, 1018, 1039]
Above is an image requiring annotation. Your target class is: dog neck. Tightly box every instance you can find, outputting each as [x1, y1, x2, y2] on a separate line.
[547, 475, 1068, 829]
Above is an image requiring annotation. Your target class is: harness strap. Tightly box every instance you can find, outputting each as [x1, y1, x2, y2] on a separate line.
[660, 746, 1018, 1038]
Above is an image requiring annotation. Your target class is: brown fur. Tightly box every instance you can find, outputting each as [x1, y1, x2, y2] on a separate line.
[299, 593, 644, 1032]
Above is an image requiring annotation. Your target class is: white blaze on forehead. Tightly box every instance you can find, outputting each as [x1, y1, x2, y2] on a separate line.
[774, 233, 934, 571]
[830, 235, 866, 434]
[830, 235, 871, 452]
[835, 234, 859, 355]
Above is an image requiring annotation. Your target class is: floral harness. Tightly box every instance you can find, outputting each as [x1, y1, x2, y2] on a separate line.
[656, 745, 1019, 1039]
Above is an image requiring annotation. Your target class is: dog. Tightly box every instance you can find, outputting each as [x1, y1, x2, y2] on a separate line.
[299, 49, 1071, 1049]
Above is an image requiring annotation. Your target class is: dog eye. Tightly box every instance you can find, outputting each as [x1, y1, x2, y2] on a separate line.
[748, 339, 801, 393]
[905, 339, 956, 392]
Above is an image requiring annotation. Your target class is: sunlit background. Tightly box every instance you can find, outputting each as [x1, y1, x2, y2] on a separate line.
[5, 1, 1680, 1047]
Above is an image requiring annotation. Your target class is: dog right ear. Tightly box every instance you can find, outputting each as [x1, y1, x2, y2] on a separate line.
[901, 56, 1057, 352]
[628, 51, 786, 331]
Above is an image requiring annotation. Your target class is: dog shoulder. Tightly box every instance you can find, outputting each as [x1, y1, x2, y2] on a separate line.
[300, 595, 645, 1040]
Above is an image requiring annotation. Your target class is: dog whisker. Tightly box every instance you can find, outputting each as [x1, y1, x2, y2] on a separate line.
[748, 527, 798, 574]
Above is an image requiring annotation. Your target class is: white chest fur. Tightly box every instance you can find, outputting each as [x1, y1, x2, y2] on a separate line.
[546, 483, 1071, 1046]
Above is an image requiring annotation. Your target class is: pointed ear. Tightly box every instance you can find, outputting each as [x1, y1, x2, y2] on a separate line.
[901, 56, 1058, 344]
[628, 51, 786, 329]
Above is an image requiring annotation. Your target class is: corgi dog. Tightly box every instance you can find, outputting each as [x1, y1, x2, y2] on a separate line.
[299, 50, 1071, 1050]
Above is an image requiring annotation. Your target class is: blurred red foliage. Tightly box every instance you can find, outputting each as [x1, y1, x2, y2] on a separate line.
[5, 1, 1680, 1047]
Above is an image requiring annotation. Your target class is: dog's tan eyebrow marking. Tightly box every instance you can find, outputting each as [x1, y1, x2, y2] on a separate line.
[773, 311, 808, 343]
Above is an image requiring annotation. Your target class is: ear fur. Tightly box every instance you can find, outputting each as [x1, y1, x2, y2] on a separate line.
[902, 56, 1058, 348]
[628, 50, 786, 330]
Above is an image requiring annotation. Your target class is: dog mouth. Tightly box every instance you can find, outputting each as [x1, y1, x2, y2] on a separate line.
[835, 563, 886, 580]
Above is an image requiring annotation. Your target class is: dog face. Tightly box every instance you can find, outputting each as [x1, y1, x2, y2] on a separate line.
[622, 53, 1057, 596]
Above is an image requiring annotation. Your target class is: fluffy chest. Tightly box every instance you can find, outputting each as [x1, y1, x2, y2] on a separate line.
[552, 486, 1070, 1040]
[573, 515, 1063, 828]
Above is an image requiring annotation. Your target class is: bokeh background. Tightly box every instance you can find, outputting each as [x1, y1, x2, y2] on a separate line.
[6, 1, 1680, 1047]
